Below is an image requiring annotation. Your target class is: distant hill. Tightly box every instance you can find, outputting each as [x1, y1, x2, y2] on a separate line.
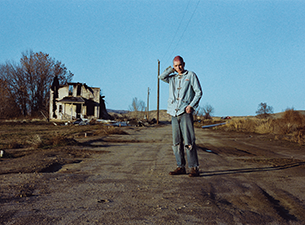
[107, 109, 171, 122]
[107, 109, 305, 120]
[107, 109, 129, 114]
[272, 110, 305, 119]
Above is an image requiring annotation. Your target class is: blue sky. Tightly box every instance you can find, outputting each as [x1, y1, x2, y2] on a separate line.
[1, 0, 304, 116]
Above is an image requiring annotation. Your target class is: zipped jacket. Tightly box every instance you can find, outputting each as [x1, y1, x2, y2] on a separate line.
[159, 66, 203, 117]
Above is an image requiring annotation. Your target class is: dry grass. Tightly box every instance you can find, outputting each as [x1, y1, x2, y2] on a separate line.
[219, 109, 305, 145]
[194, 117, 227, 128]
[221, 118, 273, 134]
[91, 126, 128, 136]
[0, 120, 127, 150]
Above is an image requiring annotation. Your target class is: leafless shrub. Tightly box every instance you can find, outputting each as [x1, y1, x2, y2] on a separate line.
[129, 97, 145, 112]
[104, 126, 128, 135]
[202, 104, 214, 119]
[26, 134, 43, 148]
[7, 141, 22, 149]
[48, 134, 71, 146]
[93, 126, 127, 136]
[273, 109, 305, 135]
[282, 108, 305, 125]
[128, 97, 146, 120]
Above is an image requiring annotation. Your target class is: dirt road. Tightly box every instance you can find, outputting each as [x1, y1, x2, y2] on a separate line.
[1, 124, 305, 224]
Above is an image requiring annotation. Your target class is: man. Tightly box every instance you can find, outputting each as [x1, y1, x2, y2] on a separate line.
[159, 56, 203, 177]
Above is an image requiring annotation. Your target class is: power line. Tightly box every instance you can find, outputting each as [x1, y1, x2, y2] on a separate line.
[161, 0, 191, 61]
[164, 0, 201, 65]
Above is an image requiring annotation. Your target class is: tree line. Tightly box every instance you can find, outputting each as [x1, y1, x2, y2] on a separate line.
[0, 51, 73, 119]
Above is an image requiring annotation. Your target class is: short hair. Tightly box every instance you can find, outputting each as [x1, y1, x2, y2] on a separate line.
[173, 55, 184, 63]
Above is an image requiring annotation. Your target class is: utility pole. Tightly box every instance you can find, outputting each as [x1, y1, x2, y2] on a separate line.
[157, 60, 160, 124]
[147, 87, 150, 120]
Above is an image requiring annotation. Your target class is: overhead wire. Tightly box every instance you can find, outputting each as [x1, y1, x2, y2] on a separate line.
[160, 0, 191, 62]
[163, 0, 201, 65]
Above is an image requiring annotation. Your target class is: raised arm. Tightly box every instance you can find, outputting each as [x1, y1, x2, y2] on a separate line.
[159, 66, 175, 83]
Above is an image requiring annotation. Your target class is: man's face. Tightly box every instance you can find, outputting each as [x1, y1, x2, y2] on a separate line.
[173, 60, 185, 75]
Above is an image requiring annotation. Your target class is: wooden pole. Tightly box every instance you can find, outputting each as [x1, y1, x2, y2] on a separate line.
[147, 87, 150, 120]
[157, 60, 160, 124]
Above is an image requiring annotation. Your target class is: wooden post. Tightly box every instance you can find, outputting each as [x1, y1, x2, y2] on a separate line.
[157, 60, 160, 124]
[147, 87, 150, 121]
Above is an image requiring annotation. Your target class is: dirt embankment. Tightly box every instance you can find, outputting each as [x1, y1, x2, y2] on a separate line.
[1, 124, 305, 224]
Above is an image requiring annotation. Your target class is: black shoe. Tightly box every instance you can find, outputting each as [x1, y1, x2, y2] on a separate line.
[188, 167, 200, 177]
[169, 167, 186, 175]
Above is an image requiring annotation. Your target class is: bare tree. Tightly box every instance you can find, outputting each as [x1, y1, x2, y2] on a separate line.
[0, 51, 74, 117]
[0, 77, 20, 119]
[21, 50, 73, 115]
[0, 62, 29, 116]
[129, 97, 145, 112]
[202, 103, 214, 119]
[256, 102, 273, 118]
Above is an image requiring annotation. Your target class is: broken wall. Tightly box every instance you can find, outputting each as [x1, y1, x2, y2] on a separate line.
[49, 83, 100, 120]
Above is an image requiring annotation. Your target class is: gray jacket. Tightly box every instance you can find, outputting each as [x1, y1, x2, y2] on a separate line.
[159, 66, 203, 117]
